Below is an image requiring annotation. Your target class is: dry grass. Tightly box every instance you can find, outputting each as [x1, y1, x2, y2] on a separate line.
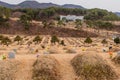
[0, 60, 20, 80]
[32, 55, 61, 80]
[71, 53, 118, 80]
[113, 54, 120, 65]
[66, 48, 76, 53]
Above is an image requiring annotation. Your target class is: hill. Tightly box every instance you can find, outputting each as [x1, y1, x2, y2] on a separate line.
[115, 12, 120, 17]
[0, 1, 15, 8]
[62, 4, 84, 9]
[0, 0, 85, 9]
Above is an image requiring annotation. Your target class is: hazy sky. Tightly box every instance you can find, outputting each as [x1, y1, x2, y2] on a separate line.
[1, 0, 120, 12]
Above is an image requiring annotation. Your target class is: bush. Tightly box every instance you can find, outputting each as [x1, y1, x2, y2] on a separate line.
[114, 37, 120, 44]
[14, 35, 22, 44]
[33, 36, 42, 44]
[101, 39, 108, 44]
[0, 35, 4, 41]
[1, 37, 11, 46]
[71, 53, 118, 80]
[32, 56, 61, 80]
[51, 36, 59, 44]
[60, 40, 65, 46]
[84, 37, 92, 44]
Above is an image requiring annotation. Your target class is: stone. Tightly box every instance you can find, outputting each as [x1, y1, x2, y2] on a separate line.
[8, 51, 15, 59]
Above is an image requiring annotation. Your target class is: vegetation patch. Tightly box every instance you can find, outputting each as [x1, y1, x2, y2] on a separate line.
[32, 56, 61, 80]
[71, 53, 118, 80]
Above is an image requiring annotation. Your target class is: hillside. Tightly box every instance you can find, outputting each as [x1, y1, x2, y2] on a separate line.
[0, 0, 85, 9]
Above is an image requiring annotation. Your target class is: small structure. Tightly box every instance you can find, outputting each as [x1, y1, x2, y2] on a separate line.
[60, 15, 84, 21]
[8, 51, 15, 59]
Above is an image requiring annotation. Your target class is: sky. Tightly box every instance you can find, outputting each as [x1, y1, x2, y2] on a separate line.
[0, 0, 120, 12]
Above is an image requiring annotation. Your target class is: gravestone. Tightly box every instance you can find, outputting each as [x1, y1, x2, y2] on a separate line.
[8, 51, 15, 59]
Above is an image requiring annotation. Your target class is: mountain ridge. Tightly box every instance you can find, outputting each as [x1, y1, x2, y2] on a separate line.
[0, 0, 85, 9]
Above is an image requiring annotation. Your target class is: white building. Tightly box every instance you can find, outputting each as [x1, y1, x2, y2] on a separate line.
[60, 15, 84, 21]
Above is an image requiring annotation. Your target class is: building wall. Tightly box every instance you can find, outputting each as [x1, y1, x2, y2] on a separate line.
[60, 15, 84, 21]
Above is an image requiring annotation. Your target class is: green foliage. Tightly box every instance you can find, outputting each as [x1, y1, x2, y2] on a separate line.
[103, 12, 120, 21]
[84, 8, 120, 21]
[85, 20, 113, 30]
[60, 40, 65, 46]
[57, 20, 65, 27]
[94, 21, 113, 30]
[14, 35, 22, 44]
[42, 20, 55, 28]
[114, 37, 120, 44]
[0, 7, 10, 29]
[15, 7, 120, 21]
[75, 19, 82, 29]
[0, 35, 4, 41]
[20, 14, 32, 30]
[1, 37, 11, 46]
[51, 36, 59, 44]
[0, 7, 11, 19]
[33, 36, 41, 44]
[101, 39, 108, 44]
[84, 37, 92, 44]
[49, 21, 55, 28]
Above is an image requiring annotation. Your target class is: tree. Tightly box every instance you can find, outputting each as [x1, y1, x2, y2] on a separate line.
[42, 20, 55, 28]
[42, 20, 48, 28]
[49, 21, 55, 28]
[75, 19, 82, 29]
[14, 35, 22, 44]
[20, 14, 32, 30]
[51, 36, 59, 44]
[33, 36, 42, 44]
[114, 37, 120, 44]
[1, 37, 11, 46]
[60, 40, 65, 46]
[0, 35, 4, 41]
[57, 20, 65, 27]
[84, 37, 92, 44]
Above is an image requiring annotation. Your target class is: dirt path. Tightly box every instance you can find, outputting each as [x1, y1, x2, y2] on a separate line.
[15, 55, 36, 80]
[52, 54, 77, 80]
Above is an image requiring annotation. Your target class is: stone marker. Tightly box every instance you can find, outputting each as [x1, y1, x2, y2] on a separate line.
[8, 51, 15, 59]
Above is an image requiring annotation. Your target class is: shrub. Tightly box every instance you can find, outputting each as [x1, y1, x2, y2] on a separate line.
[14, 35, 22, 44]
[0, 35, 4, 41]
[33, 36, 42, 44]
[1, 37, 11, 46]
[71, 53, 118, 80]
[51, 36, 59, 44]
[60, 40, 65, 46]
[84, 37, 92, 44]
[32, 56, 61, 80]
[114, 37, 120, 44]
[101, 39, 108, 44]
